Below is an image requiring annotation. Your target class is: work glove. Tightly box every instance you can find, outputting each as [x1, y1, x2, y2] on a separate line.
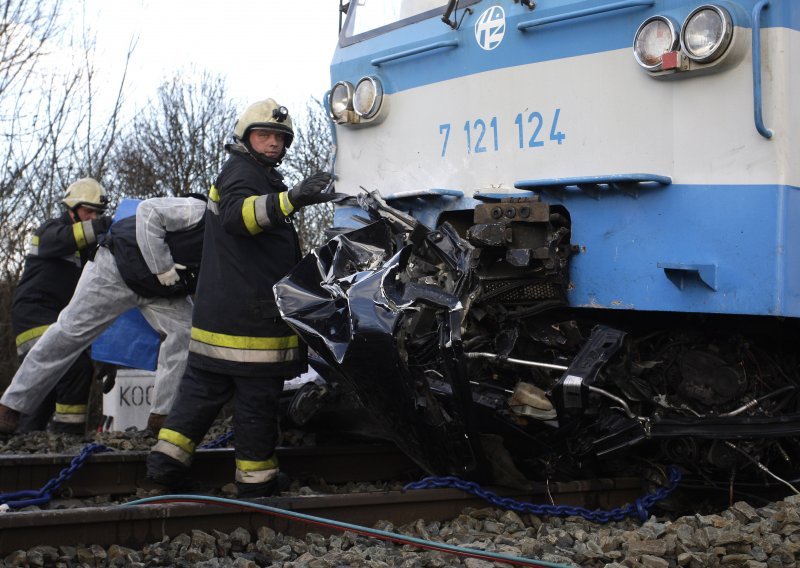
[286, 172, 336, 209]
[95, 362, 119, 394]
[92, 215, 114, 235]
[156, 263, 186, 286]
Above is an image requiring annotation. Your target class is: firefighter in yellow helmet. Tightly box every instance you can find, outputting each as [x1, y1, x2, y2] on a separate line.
[0, 178, 112, 435]
[147, 99, 335, 496]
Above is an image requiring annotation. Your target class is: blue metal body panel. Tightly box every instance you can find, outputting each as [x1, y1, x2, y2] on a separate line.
[330, 0, 800, 319]
[337, 184, 800, 317]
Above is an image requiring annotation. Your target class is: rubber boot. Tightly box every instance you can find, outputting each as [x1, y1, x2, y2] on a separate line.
[145, 451, 197, 492]
[47, 420, 85, 436]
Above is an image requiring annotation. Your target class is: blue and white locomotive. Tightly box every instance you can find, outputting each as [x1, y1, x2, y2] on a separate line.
[276, 1, 800, 493]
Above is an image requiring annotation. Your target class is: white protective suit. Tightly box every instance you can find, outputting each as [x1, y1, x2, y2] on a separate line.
[0, 197, 206, 417]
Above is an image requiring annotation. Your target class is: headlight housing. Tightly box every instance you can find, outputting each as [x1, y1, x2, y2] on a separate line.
[353, 76, 384, 120]
[329, 81, 354, 123]
[680, 5, 733, 63]
[633, 16, 680, 71]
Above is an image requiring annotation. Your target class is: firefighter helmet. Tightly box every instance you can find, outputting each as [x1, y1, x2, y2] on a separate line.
[234, 98, 294, 148]
[62, 178, 108, 211]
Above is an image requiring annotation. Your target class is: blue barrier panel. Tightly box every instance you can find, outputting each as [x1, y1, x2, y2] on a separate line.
[91, 198, 161, 370]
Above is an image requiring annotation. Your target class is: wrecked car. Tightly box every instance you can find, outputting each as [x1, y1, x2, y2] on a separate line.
[275, 192, 800, 495]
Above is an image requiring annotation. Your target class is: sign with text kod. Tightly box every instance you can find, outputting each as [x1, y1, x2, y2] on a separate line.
[102, 368, 155, 431]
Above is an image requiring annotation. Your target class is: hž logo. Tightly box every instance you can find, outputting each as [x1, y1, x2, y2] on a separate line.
[475, 6, 505, 51]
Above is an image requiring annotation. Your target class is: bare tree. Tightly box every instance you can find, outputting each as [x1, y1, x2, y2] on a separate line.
[110, 70, 237, 199]
[281, 98, 335, 252]
[0, 0, 131, 387]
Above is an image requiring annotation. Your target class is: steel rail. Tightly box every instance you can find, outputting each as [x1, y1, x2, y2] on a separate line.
[0, 477, 643, 556]
[0, 444, 420, 496]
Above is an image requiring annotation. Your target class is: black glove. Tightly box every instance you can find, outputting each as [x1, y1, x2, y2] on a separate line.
[92, 215, 114, 235]
[94, 362, 119, 394]
[287, 172, 336, 208]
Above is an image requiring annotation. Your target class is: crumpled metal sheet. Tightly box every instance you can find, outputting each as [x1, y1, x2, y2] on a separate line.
[275, 219, 487, 478]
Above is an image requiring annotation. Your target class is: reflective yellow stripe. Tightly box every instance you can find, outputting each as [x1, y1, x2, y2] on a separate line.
[72, 221, 87, 249]
[235, 458, 279, 484]
[55, 403, 87, 415]
[236, 456, 279, 472]
[209, 184, 220, 203]
[28, 235, 40, 255]
[279, 191, 294, 216]
[15, 325, 50, 347]
[242, 195, 262, 235]
[191, 327, 299, 350]
[158, 428, 196, 454]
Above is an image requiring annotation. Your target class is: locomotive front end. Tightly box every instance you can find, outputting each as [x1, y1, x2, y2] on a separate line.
[277, 0, 800, 496]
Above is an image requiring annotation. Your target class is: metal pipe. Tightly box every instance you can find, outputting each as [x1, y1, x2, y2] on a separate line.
[586, 385, 637, 419]
[465, 351, 568, 371]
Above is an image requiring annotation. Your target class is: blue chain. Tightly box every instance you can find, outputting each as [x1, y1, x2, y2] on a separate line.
[404, 466, 682, 523]
[200, 429, 234, 449]
[0, 442, 110, 510]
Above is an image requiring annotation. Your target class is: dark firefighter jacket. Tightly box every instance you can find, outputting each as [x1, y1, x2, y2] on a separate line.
[189, 150, 306, 378]
[103, 207, 205, 298]
[11, 212, 98, 353]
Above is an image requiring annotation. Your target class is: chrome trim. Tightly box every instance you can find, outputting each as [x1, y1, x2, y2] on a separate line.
[354, 76, 384, 120]
[680, 4, 733, 63]
[633, 15, 680, 71]
[328, 81, 354, 122]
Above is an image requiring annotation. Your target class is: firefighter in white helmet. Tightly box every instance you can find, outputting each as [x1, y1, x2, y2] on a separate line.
[0, 178, 112, 435]
[147, 98, 335, 497]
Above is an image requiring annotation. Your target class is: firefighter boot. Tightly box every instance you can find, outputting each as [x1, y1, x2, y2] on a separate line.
[0, 404, 20, 436]
[47, 420, 85, 436]
[145, 451, 199, 493]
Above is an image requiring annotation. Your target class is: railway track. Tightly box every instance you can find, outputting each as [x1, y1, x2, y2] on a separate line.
[0, 478, 643, 556]
[0, 443, 421, 496]
[0, 442, 645, 556]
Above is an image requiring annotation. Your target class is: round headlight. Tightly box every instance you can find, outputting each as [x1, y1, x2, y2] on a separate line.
[329, 81, 354, 122]
[353, 76, 383, 120]
[633, 16, 680, 70]
[680, 5, 732, 63]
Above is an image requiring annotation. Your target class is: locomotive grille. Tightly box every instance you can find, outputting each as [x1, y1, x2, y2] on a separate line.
[481, 280, 562, 303]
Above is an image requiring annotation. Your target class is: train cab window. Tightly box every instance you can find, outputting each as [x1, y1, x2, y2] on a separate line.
[343, 0, 449, 39]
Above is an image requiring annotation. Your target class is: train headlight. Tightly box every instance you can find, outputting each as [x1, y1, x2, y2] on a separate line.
[633, 16, 680, 70]
[680, 5, 732, 63]
[353, 76, 384, 120]
[329, 81, 354, 122]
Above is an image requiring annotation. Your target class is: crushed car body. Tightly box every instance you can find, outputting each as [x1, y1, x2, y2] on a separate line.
[275, 193, 800, 490]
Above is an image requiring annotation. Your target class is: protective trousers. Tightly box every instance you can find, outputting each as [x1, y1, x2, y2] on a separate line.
[0, 248, 192, 417]
[15, 349, 93, 432]
[147, 364, 284, 490]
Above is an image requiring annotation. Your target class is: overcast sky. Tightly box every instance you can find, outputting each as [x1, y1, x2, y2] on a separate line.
[81, 0, 339, 117]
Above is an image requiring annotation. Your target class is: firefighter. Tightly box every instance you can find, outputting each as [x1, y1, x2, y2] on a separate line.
[146, 98, 335, 497]
[0, 195, 207, 436]
[2, 178, 112, 434]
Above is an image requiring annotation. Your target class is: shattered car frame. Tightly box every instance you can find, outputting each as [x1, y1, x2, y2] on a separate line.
[275, 192, 800, 491]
